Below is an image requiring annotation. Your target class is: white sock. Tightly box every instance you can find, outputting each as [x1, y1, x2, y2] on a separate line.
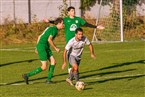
[68, 68, 72, 73]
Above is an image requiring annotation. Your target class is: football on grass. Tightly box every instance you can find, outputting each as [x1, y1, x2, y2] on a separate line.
[75, 81, 85, 91]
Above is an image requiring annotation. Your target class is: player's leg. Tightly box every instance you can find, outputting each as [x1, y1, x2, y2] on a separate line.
[72, 63, 79, 82]
[66, 66, 74, 86]
[65, 55, 76, 86]
[66, 63, 79, 86]
[67, 50, 72, 73]
[22, 61, 47, 84]
[71, 57, 81, 84]
[74, 58, 81, 82]
[46, 50, 56, 84]
[22, 45, 47, 84]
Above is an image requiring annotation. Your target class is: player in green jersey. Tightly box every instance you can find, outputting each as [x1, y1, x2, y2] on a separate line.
[22, 18, 64, 84]
[44, 6, 98, 43]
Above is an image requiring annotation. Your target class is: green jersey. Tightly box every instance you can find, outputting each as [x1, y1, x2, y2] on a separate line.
[63, 16, 86, 43]
[38, 26, 58, 45]
[36, 26, 58, 61]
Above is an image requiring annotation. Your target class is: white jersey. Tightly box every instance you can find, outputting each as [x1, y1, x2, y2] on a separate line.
[65, 36, 91, 57]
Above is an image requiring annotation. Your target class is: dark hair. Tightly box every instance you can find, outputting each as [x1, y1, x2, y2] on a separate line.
[67, 6, 75, 11]
[54, 18, 63, 25]
[75, 28, 83, 34]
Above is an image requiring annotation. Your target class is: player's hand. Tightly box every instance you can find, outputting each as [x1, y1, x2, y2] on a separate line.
[55, 48, 60, 53]
[35, 49, 38, 54]
[62, 62, 66, 70]
[97, 25, 105, 30]
[43, 18, 49, 23]
[91, 54, 96, 59]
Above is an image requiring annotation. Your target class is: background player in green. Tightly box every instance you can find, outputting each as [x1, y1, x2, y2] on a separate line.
[22, 18, 64, 84]
[43, 6, 104, 74]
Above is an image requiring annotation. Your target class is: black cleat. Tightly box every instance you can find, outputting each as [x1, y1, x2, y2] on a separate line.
[22, 74, 29, 84]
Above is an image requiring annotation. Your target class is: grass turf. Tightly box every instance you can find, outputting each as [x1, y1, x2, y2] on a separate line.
[0, 41, 145, 97]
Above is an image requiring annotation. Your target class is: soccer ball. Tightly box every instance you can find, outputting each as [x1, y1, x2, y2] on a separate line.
[75, 81, 85, 91]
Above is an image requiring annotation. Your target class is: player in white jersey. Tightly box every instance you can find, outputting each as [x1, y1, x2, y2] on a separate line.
[62, 28, 96, 86]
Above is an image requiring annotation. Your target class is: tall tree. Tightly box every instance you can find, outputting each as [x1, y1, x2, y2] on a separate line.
[80, 0, 145, 15]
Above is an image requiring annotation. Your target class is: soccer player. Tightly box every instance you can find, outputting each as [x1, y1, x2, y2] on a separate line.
[62, 28, 96, 86]
[22, 18, 64, 84]
[44, 6, 102, 74]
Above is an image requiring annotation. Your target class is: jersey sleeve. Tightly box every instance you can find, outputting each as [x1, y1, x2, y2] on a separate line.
[65, 39, 73, 50]
[49, 27, 56, 38]
[80, 18, 86, 26]
[63, 18, 67, 25]
[85, 37, 91, 45]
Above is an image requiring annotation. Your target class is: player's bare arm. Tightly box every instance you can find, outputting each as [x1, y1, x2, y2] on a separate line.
[84, 22, 104, 30]
[48, 35, 60, 53]
[97, 25, 105, 30]
[62, 49, 67, 70]
[43, 18, 49, 22]
[88, 43, 96, 59]
[43, 18, 55, 24]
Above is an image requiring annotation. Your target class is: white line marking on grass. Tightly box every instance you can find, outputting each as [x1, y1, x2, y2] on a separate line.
[81, 73, 145, 81]
[0, 48, 97, 53]
[0, 47, 140, 53]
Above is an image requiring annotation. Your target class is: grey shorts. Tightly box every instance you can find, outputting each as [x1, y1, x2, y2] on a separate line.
[69, 55, 81, 66]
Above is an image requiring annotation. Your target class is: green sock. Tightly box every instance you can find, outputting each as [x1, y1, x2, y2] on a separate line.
[47, 65, 55, 81]
[27, 67, 42, 77]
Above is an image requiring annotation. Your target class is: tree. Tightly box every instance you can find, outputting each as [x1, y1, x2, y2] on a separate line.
[58, 0, 68, 17]
[80, 0, 145, 15]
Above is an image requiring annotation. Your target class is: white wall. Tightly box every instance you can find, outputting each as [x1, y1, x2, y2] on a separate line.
[136, 3, 145, 16]
[0, 0, 144, 24]
[0, 0, 82, 24]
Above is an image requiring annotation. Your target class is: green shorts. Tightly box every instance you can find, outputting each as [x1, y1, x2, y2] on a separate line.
[36, 44, 53, 61]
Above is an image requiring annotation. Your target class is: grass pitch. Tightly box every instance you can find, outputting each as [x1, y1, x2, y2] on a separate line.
[0, 41, 145, 97]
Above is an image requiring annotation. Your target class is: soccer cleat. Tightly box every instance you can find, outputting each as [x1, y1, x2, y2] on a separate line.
[66, 78, 74, 86]
[22, 74, 29, 84]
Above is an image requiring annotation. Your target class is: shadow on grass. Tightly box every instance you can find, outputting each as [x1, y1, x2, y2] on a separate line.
[28, 72, 68, 82]
[80, 69, 136, 79]
[87, 74, 145, 85]
[0, 73, 67, 86]
[0, 59, 38, 67]
[84, 87, 93, 90]
[99, 60, 145, 70]
[77, 60, 144, 77]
